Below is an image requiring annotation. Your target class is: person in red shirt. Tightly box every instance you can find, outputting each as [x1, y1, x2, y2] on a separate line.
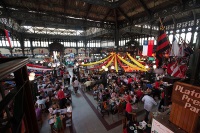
[154, 80, 160, 89]
[57, 88, 66, 109]
[124, 92, 131, 102]
[125, 100, 132, 121]
[136, 88, 144, 100]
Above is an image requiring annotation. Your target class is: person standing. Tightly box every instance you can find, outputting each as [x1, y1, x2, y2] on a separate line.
[142, 94, 157, 122]
[73, 78, 79, 93]
[57, 88, 66, 109]
[66, 72, 71, 85]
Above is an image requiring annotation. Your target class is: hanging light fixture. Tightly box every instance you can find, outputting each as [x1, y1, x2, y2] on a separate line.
[145, 65, 149, 69]
[102, 66, 106, 69]
[153, 65, 157, 69]
[29, 75, 35, 81]
[29, 72, 35, 77]
[111, 66, 115, 69]
[105, 67, 108, 71]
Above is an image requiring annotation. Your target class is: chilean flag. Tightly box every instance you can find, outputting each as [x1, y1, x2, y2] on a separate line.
[142, 40, 154, 56]
[147, 40, 154, 56]
[4, 29, 12, 48]
[142, 40, 148, 56]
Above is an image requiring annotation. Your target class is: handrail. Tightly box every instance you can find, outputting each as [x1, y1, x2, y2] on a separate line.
[0, 58, 29, 80]
[0, 80, 28, 113]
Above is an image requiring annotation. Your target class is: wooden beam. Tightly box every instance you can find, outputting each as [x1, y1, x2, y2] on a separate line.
[102, 9, 112, 22]
[85, 4, 92, 20]
[117, 7, 131, 23]
[137, 0, 151, 16]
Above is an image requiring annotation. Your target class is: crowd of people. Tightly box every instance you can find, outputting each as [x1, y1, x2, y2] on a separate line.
[33, 65, 75, 131]
[32, 63, 170, 132]
[81, 71, 168, 124]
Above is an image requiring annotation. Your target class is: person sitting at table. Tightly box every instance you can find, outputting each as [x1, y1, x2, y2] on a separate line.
[53, 112, 62, 131]
[36, 96, 47, 109]
[63, 87, 72, 103]
[52, 102, 60, 110]
[111, 90, 116, 99]
[130, 93, 137, 104]
[105, 89, 110, 99]
[66, 102, 72, 118]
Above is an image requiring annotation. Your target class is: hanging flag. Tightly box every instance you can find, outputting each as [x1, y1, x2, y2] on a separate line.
[171, 64, 187, 78]
[178, 42, 185, 57]
[147, 40, 154, 56]
[167, 61, 177, 75]
[156, 22, 170, 67]
[170, 37, 180, 56]
[4, 29, 12, 48]
[142, 40, 148, 56]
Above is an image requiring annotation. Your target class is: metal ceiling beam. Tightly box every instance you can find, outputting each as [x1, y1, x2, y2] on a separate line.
[85, 4, 92, 20]
[0, 9, 115, 29]
[119, 0, 200, 29]
[137, 0, 151, 16]
[117, 7, 131, 23]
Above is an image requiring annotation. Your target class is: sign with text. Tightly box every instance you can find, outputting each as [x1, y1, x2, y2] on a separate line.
[171, 82, 200, 115]
[151, 119, 174, 133]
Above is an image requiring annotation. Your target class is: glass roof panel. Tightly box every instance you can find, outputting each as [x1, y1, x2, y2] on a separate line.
[21, 26, 84, 36]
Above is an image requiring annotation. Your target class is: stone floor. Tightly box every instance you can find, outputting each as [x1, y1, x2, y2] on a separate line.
[39, 67, 159, 133]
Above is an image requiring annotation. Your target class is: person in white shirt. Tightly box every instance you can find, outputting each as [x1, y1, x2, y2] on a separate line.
[73, 78, 79, 93]
[36, 96, 47, 109]
[142, 94, 157, 122]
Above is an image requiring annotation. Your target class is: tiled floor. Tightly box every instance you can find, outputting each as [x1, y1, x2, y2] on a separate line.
[39, 67, 159, 133]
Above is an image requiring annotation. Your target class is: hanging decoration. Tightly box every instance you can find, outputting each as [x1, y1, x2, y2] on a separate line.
[80, 52, 147, 72]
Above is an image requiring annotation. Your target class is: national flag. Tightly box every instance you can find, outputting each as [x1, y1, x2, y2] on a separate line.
[4, 29, 12, 48]
[156, 24, 170, 67]
[147, 40, 154, 56]
[167, 61, 177, 75]
[171, 64, 187, 78]
[170, 37, 180, 56]
[142, 40, 148, 56]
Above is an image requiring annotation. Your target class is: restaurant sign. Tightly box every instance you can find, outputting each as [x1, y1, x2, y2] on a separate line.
[172, 82, 200, 115]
